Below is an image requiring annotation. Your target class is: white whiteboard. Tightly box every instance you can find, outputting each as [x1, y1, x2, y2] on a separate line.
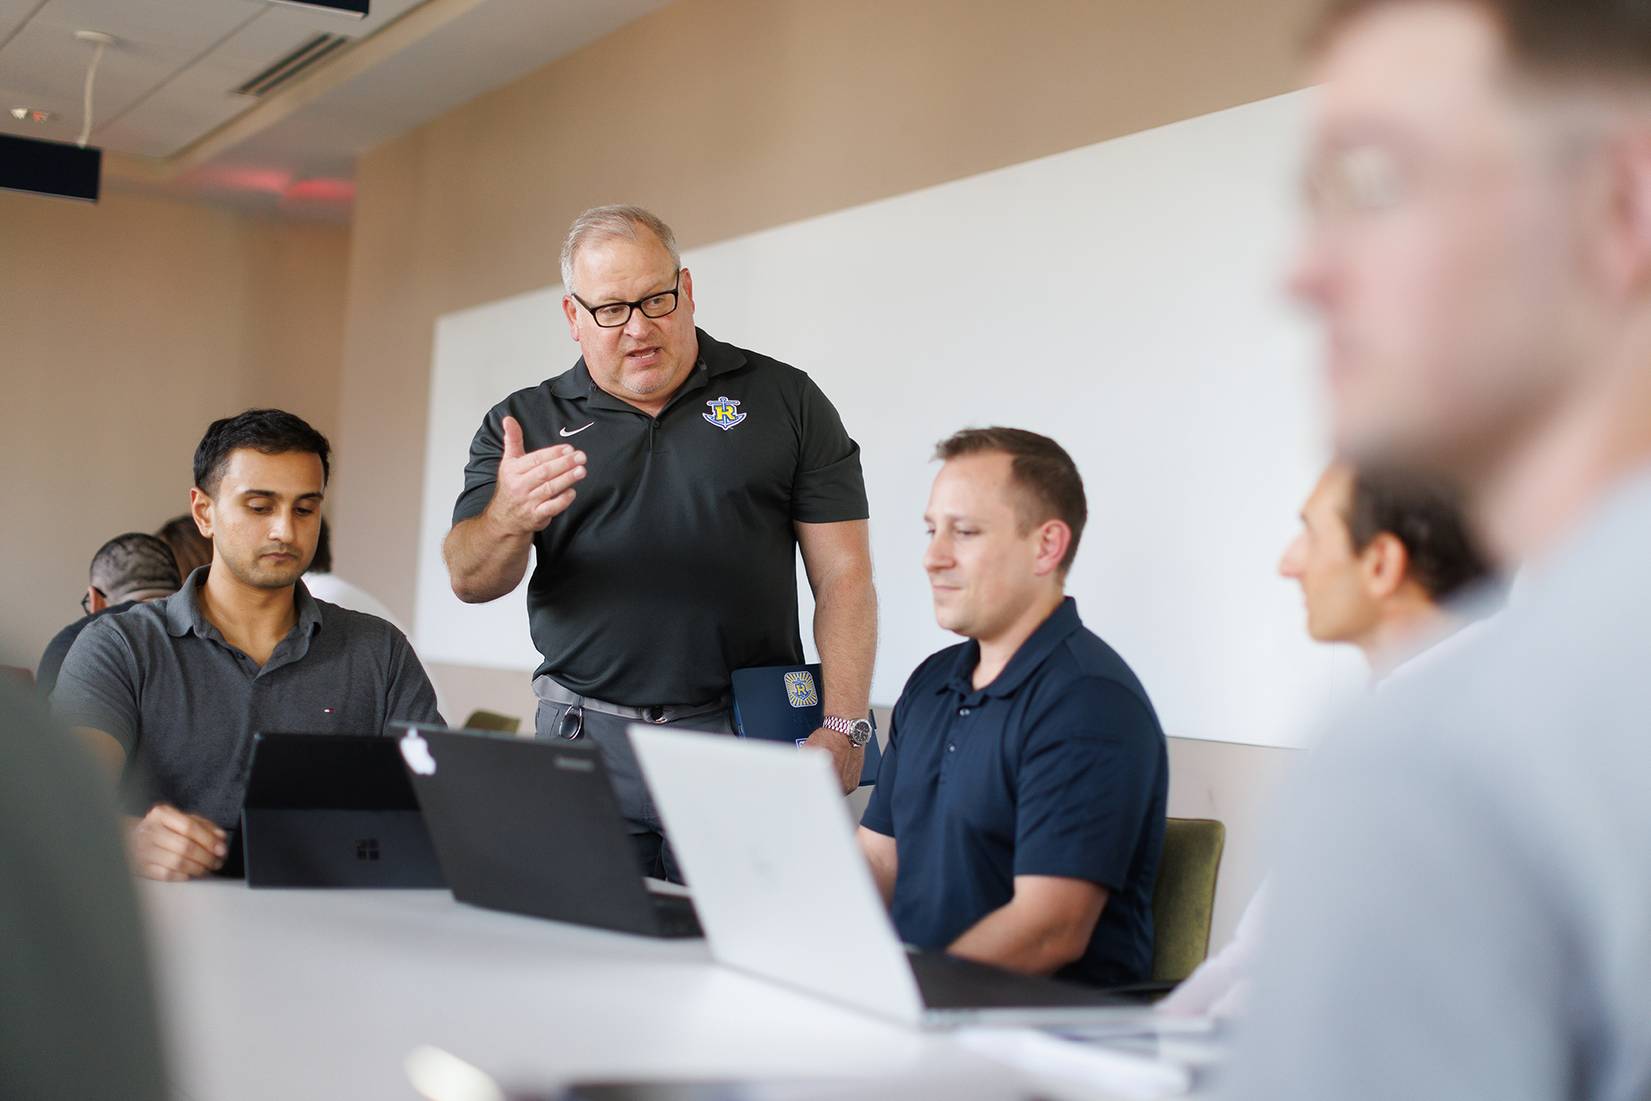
[415, 90, 1366, 747]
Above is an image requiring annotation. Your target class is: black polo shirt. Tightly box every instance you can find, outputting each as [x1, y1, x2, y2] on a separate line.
[50, 570, 444, 827]
[452, 327, 868, 707]
[862, 597, 1168, 987]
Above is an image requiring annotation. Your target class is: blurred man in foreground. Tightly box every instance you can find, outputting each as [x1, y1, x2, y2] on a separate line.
[1224, 2, 1651, 1097]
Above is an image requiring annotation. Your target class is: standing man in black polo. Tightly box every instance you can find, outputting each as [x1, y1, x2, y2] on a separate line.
[444, 205, 877, 881]
[858, 428, 1167, 987]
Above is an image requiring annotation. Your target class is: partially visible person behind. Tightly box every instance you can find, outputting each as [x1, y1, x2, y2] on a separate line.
[858, 428, 1167, 987]
[1159, 459, 1494, 1019]
[1279, 461, 1495, 680]
[1223, 1, 1651, 1098]
[53, 409, 443, 882]
[303, 517, 408, 633]
[36, 533, 181, 697]
[155, 513, 212, 580]
[0, 678, 168, 1100]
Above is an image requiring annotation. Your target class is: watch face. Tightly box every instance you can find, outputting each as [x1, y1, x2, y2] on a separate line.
[849, 719, 874, 746]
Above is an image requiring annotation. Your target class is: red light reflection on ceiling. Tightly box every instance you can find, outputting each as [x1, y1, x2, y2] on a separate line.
[190, 165, 294, 194]
[280, 177, 355, 206]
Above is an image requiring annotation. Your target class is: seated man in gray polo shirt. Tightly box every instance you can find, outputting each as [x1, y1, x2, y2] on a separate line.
[53, 409, 443, 881]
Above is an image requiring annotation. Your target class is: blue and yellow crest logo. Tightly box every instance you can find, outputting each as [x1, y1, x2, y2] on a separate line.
[703, 395, 747, 431]
[783, 670, 818, 709]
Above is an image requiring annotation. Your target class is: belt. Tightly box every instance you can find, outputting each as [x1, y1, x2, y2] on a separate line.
[533, 674, 730, 728]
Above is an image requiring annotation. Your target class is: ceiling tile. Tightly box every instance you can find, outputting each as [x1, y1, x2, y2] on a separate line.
[2, 0, 673, 217]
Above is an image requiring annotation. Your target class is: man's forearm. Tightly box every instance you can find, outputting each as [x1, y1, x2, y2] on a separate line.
[857, 827, 898, 906]
[444, 512, 535, 603]
[948, 897, 1097, 976]
[71, 725, 127, 780]
[814, 566, 877, 718]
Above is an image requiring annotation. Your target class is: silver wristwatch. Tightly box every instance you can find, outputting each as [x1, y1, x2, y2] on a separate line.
[822, 714, 874, 748]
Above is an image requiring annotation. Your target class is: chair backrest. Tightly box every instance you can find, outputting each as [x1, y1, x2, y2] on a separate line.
[461, 709, 522, 735]
[1150, 817, 1226, 983]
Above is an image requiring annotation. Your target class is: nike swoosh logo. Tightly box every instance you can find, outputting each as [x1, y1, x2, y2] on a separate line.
[559, 423, 594, 437]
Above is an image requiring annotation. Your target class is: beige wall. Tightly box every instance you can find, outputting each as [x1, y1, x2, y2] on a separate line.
[0, 189, 350, 670]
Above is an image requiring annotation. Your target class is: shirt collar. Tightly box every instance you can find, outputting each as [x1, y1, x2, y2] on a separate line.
[937, 596, 1085, 701]
[546, 328, 748, 403]
[162, 566, 324, 641]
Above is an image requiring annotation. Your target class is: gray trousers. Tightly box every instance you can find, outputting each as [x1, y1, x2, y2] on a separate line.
[533, 676, 733, 884]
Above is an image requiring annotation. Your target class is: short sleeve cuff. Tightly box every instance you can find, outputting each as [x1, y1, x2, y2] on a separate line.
[51, 698, 139, 756]
[1011, 855, 1124, 891]
[793, 450, 869, 524]
[860, 785, 896, 836]
[451, 483, 494, 525]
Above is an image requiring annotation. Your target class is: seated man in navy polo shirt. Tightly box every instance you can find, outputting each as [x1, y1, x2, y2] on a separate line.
[54, 409, 443, 881]
[858, 427, 1167, 987]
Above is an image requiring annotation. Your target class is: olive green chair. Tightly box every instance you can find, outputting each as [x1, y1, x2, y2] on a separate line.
[461, 709, 523, 735]
[1149, 817, 1227, 984]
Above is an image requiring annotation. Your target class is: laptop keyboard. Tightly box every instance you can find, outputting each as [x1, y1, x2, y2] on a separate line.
[908, 950, 1133, 1010]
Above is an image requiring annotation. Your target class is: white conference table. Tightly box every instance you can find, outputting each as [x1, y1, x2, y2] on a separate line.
[140, 881, 1143, 1101]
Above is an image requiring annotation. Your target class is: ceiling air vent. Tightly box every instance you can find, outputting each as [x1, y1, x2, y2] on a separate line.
[234, 33, 351, 98]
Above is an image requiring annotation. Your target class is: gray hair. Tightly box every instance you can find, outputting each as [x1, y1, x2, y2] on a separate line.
[559, 205, 681, 296]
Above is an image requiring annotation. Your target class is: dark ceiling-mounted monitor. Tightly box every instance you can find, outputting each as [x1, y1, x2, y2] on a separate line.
[0, 134, 100, 202]
[269, 0, 369, 17]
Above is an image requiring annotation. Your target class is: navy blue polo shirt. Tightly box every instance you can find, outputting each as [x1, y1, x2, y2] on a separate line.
[862, 597, 1167, 987]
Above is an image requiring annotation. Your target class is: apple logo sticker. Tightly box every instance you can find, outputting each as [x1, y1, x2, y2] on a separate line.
[400, 729, 437, 776]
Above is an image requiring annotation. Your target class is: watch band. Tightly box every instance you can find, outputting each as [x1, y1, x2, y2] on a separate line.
[822, 714, 873, 748]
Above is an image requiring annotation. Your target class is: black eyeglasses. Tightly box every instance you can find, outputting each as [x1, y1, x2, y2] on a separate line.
[80, 587, 105, 615]
[571, 270, 682, 329]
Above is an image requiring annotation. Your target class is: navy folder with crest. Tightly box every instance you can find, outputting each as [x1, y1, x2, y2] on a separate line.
[729, 664, 882, 787]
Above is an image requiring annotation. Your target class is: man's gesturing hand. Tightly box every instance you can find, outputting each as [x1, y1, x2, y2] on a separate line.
[487, 415, 587, 535]
[126, 804, 229, 881]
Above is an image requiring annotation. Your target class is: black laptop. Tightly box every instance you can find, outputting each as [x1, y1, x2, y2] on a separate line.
[397, 725, 701, 939]
[239, 732, 445, 889]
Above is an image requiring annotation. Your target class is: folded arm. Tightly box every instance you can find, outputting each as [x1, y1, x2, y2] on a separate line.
[948, 875, 1109, 975]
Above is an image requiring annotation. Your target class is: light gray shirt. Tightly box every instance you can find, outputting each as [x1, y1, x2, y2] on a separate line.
[51, 569, 443, 827]
[1, 679, 167, 1100]
[1219, 471, 1651, 1100]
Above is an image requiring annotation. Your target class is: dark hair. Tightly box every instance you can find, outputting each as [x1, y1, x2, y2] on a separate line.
[88, 533, 181, 600]
[1313, 0, 1651, 85]
[193, 409, 331, 496]
[1345, 466, 1493, 601]
[154, 515, 213, 578]
[310, 517, 333, 574]
[933, 427, 1088, 573]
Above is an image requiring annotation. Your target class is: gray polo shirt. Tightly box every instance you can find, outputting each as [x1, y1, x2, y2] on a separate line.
[1220, 469, 1651, 1101]
[51, 570, 443, 827]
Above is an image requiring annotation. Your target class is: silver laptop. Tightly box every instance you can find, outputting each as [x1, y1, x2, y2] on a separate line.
[630, 726, 1146, 1029]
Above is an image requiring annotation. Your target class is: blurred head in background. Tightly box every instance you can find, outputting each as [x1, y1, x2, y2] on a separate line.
[82, 533, 181, 615]
[154, 514, 213, 581]
[1280, 461, 1493, 674]
[1293, 0, 1651, 557]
